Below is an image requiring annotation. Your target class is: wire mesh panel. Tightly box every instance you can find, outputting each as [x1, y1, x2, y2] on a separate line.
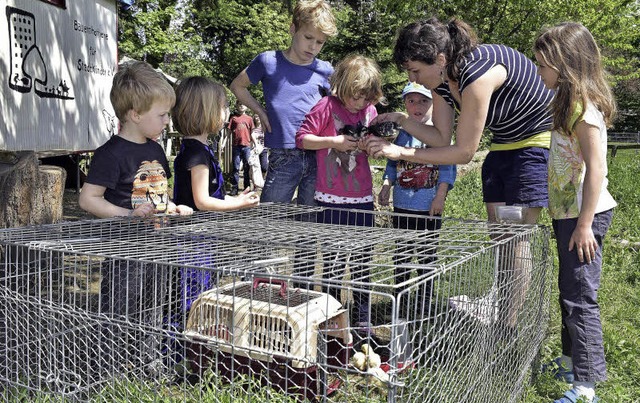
[0, 203, 551, 402]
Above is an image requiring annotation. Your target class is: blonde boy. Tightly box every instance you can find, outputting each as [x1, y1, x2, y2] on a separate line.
[230, 0, 337, 205]
[79, 61, 192, 377]
[79, 61, 191, 218]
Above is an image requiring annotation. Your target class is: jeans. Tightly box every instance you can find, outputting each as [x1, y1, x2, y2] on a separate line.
[232, 145, 252, 191]
[316, 201, 374, 324]
[260, 148, 316, 205]
[259, 149, 269, 174]
[553, 208, 613, 382]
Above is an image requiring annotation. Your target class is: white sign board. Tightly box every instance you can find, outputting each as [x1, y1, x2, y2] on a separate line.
[0, 0, 117, 152]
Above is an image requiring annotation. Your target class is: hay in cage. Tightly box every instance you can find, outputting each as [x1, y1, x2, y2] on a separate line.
[0, 203, 552, 402]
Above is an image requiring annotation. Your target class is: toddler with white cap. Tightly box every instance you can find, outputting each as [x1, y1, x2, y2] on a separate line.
[379, 82, 457, 318]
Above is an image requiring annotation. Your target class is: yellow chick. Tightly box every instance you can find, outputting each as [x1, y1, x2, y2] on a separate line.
[361, 344, 382, 369]
[350, 351, 367, 371]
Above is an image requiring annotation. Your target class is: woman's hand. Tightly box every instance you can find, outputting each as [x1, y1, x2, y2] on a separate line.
[363, 136, 404, 160]
[371, 112, 407, 126]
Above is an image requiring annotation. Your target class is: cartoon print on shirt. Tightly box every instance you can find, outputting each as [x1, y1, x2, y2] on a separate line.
[397, 160, 439, 189]
[131, 160, 169, 212]
[396, 141, 440, 189]
[324, 112, 372, 191]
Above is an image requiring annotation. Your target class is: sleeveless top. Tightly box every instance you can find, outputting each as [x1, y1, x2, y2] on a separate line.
[173, 139, 225, 210]
[433, 44, 554, 145]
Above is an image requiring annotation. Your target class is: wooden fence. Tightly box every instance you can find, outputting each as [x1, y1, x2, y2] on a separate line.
[608, 131, 640, 157]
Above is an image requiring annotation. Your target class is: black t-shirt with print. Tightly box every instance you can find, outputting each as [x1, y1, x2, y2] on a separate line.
[86, 135, 171, 211]
[173, 138, 225, 210]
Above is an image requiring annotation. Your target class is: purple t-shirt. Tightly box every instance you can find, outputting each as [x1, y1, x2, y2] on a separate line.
[246, 50, 333, 149]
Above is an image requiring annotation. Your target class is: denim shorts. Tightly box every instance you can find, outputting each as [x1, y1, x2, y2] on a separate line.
[260, 148, 317, 205]
[481, 147, 549, 207]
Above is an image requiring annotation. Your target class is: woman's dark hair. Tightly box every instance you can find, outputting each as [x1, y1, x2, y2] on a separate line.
[393, 17, 478, 81]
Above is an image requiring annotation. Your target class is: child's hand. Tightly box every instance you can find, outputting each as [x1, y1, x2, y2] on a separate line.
[357, 137, 368, 152]
[378, 183, 391, 206]
[429, 195, 445, 216]
[569, 225, 597, 263]
[239, 188, 260, 208]
[258, 111, 271, 133]
[333, 135, 359, 152]
[174, 204, 194, 216]
[165, 201, 193, 216]
[130, 203, 155, 217]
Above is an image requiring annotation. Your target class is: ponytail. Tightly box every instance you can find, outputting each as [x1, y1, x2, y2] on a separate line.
[445, 18, 478, 81]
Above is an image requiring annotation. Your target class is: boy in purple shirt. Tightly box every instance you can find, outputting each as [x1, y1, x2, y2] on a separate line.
[230, 0, 337, 205]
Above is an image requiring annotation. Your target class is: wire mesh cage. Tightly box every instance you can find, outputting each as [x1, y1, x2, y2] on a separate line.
[0, 203, 551, 402]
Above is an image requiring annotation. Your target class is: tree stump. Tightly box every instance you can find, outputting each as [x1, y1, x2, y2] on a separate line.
[0, 151, 66, 228]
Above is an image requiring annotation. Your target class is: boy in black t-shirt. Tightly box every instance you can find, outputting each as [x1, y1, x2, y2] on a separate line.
[79, 61, 192, 218]
[79, 61, 192, 378]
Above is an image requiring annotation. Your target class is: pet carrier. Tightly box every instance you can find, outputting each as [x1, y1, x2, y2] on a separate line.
[184, 277, 350, 399]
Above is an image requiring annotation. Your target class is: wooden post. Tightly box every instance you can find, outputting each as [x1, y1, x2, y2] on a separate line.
[0, 151, 66, 228]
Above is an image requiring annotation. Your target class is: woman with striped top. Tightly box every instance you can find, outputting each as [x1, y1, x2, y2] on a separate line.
[365, 17, 554, 224]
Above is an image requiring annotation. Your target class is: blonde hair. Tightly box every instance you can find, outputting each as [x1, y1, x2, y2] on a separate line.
[330, 54, 386, 106]
[292, 0, 337, 37]
[110, 61, 175, 122]
[533, 22, 616, 134]
[172, 77, 228, 137]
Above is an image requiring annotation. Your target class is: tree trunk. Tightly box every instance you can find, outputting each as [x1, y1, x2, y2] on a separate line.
[0, 151, 66, 228]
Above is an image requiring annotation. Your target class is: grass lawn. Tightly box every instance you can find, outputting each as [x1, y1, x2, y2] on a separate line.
[392, 148, 640, 402]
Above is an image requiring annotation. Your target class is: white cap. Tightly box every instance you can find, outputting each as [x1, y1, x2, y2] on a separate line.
[401, 82, 432, 99]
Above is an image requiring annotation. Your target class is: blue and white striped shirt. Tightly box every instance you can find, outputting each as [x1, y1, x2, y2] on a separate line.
[434, 44, 554, 144]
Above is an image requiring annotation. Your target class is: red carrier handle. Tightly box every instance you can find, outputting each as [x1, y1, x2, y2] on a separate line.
[252, 277, 288, 299]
